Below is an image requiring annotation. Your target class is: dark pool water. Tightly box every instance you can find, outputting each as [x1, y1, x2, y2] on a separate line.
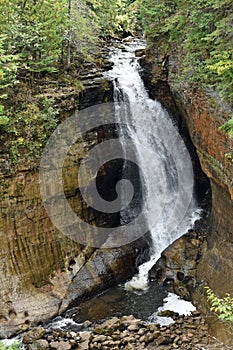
[64, 281, 169, 324]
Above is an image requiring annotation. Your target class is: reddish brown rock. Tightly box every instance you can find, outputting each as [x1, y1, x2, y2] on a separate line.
[140, 48, 233, 346]
[0, 79, 150, 338]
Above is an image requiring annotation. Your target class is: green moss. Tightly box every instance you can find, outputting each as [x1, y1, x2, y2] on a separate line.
[157, 310, 179, 319]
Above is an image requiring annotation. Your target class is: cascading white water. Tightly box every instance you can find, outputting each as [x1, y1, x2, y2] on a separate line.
[105, 39, 202, 291]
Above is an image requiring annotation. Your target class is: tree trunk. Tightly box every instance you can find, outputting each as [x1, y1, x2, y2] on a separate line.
[67, 0, 71, 71]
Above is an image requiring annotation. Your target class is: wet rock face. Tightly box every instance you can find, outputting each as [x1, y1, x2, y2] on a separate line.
[0, 71, 150, 337]
[148, 230, 206, 301]
[140, 51, 233, 345]
[78, 79, 113, 110]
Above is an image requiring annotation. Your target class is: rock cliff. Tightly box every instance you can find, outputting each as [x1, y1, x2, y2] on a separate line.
[140, 48, 233, 345]
[0, 75, 150, 338]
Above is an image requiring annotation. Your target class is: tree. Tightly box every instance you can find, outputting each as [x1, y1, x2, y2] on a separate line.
[140, 0, 233, 105]
[0, 0, 100, 76]
[86, 0, 139, 37]
[0, 0, 69, 74]
[0, 35, 20, 127]
[66, 0, 72, 71]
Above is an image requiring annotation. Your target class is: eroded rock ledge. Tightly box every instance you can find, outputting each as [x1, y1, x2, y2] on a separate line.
[0, 59, 150, 338]
[140, 50, 233, 345]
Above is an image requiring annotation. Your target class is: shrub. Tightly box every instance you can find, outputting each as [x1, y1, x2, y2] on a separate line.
[205, 286, 233, 322]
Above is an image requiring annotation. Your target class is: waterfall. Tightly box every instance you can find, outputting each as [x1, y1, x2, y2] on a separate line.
[105, 39, 202, 291]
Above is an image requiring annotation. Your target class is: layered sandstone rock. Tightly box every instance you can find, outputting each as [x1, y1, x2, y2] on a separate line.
[0, 78, 150, 338]
[140, 50, 233, 345]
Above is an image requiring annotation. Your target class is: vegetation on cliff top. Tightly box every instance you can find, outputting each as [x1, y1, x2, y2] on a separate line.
[0, 0, 96, 147]
[0, 0, 139, 81]
[1, 0, 232, 154]
[140, 0, 233, 126]
[0, 0, 138, 81]
[0, 0, 139, 163]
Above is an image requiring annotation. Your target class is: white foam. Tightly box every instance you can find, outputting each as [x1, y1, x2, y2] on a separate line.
[125, 208, 202, 292]
[148, 292, 196, 325]
[48, 317, 80, 330]
[161, 292, 196, 315]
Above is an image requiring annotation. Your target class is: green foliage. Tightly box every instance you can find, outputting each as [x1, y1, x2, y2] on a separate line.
[0, 35, 20, 88]
[0, 106, 9, 128]
[0, 0, 68, 74]
[0, 0, 141, 163]
[66, 1, 99, 63]
[0, 341, 21, 350]
[0, 0, 140, 78]
[140, 0, 233, 105]
[0, 0, 101, 75]
[87, 0, 140, 37]
[205, 286, 233, 322]
[225, 152, 233, 160]
[0, 35, 20, 130]
[219, 117, 233, 138]
[5, 98, 59, 163]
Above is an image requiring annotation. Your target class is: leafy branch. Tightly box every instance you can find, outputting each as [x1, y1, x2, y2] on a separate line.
[219, 117, 233, 138]
[205, 286, 233, 322]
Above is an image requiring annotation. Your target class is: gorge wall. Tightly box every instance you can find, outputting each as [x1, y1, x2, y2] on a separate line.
[0, 73, 150, 338]
[140, 48, 233, 345]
